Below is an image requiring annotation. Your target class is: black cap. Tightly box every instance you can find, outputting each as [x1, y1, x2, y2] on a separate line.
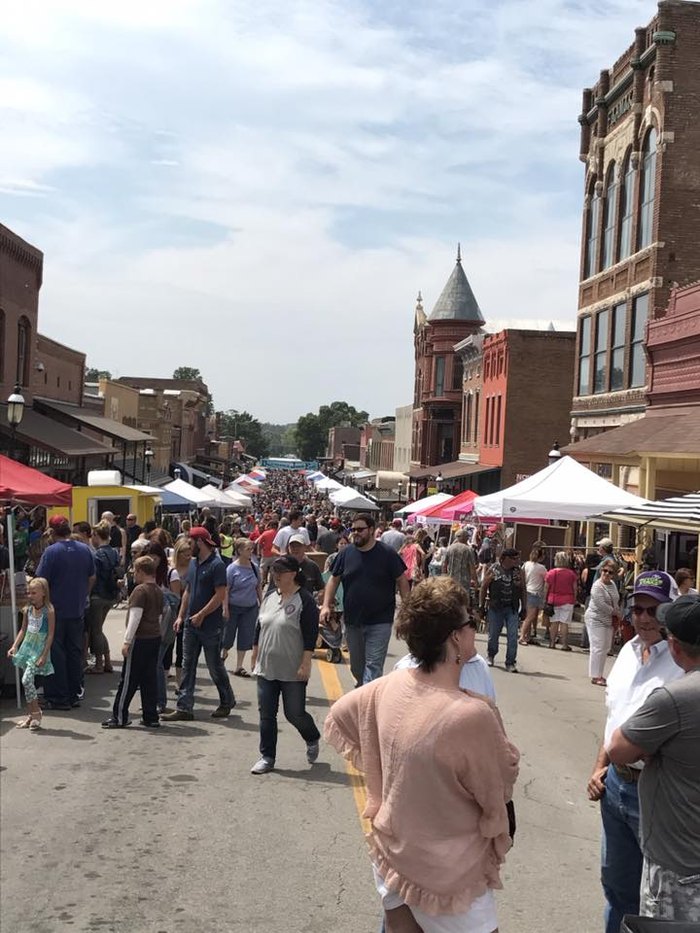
[271, 556, 301, 574]
[657, 595, 700, 646]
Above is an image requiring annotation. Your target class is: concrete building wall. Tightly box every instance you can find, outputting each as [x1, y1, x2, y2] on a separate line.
[393, 404, 413, 475]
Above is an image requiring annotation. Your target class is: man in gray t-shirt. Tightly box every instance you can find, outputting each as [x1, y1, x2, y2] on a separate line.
[608, 595, 700, 922]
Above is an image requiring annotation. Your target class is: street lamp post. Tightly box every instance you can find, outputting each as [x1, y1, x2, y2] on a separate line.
[6, 384, 26, 460]
[435, 471, 444, 490]
[548, 441, 562, 467]
[144, 444, 154, 483]
[397, 480, 404, 503]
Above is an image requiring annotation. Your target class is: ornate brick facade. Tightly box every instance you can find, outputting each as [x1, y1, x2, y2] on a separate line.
[572, 1, 700, 439]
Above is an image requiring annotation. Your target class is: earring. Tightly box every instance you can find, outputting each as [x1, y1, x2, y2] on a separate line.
[455, 652, 462, 665]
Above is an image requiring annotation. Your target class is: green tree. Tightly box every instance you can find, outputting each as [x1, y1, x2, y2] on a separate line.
[261, 423, 296, 457]
[172, 366, 203, 381]
[218, 410, 269, 459]
[85, 367, 112, 381]
[294, 401, 369, 461]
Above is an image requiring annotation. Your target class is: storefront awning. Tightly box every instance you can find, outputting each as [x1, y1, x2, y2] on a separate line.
[409, 461, 496, 480]
[0, 405, 116, 457]
[35, 398, 153, 444]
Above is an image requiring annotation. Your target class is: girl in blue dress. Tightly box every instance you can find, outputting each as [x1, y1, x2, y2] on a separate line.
[7, 577, 55, 730]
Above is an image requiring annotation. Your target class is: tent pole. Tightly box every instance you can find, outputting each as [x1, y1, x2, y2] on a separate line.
[7, 509, 22, 709]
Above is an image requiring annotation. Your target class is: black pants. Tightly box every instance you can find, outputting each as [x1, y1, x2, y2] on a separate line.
[112, 637, 161, 725]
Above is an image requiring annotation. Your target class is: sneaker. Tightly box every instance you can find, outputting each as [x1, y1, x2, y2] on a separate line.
[487, 656, 495, 668]
[251, 757, 275, 775]
[161, 709, 194, 721]
[505, 664, 518, 673]
[306, 741, 320, 764]
[77, 686, 85, 701]
[101, 718, 131, 729]
[211, 706, 231, 718]
[139, 719, 161, 728]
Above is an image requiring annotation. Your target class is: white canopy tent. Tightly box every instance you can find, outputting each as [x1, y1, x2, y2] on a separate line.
[473, 456, 649, 522]
[329, 486, 380, 511]
[164, 478, 219, 507]
[316, 476, 344, 492]
[200, 484, 252, 509]
[395, 492, 452, 516]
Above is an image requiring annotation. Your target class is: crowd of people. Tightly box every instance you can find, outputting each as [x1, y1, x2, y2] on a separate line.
[2, 468, 699, 930]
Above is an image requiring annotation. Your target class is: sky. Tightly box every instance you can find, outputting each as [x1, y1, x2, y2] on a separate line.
[1, 0, 653, 423]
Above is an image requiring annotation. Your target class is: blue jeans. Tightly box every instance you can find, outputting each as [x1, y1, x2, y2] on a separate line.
[156, 638, 171, 711]
[344, 622, 393, 686]
[487, 607, 519, 666]
[176, 622, 235, 712]
[601, 765, 642, 933]
[44, 616, 84, 705]
[257, 677, 320, 762]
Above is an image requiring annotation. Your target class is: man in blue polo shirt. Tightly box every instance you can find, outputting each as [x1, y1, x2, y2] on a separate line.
[37, 515, 95, 710]
[163, 526, 235, 720]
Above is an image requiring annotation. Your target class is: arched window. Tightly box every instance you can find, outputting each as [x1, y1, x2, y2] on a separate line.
[16, 316, 31, 387]
[638, 128, 657, 249]
[584, 185, 601, 278]
[618, 152, 635, 260]
[602, 163, 617, 269]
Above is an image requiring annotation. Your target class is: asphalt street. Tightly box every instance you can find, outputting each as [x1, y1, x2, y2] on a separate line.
[1, 609, 612, 933]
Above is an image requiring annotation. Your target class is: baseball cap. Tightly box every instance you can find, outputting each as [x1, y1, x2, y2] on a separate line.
[596, 537, 614, 548]
[330, 518, 341, 529]
[49, 515, 70, 529]
[657, 595, 700, 645]
[288, 534, 307, 546]
[189, 526, 216, 547]
[272, 556, 301, 574]
[632, 570, 673, 604]
[131, 538, 148, 553]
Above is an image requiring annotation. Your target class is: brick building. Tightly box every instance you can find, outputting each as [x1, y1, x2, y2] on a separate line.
[480, 330, 576, 488]
[0, 223, 125, 482]
[410, 247, 484, 477]
[326, 426, 361, 462]
[572, 1, 700, 441]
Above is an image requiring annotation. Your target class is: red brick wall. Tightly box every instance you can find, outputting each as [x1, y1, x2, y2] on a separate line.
[33, 334, 85, 405]
[0, 224, 42, 402]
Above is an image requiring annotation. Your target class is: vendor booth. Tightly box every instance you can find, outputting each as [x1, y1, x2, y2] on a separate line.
[0, 455, 73, 705]
[329, 486, 379, 511]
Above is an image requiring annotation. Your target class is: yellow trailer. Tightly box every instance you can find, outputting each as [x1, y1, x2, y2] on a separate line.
[47, 485, 159, 528]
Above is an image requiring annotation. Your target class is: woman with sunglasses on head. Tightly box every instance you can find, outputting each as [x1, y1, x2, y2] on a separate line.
[585, 558, 621, 686]
[325, 576, 519, 933]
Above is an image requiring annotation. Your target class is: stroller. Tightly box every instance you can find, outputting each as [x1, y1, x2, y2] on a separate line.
[319, 613, 343, 663]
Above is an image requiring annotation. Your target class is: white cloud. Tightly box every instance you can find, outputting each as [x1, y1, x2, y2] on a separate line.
[0, 0, 654, 421]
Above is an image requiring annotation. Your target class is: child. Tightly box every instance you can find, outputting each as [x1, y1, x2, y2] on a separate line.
[102, 555, 163, 730]
[7, 577, 55, 730]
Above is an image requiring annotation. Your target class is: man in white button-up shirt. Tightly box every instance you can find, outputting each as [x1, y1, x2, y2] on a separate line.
[586, 570, 683, 933]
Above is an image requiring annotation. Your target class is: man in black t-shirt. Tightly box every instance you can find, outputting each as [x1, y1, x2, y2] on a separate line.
[321, 513, 409, 687]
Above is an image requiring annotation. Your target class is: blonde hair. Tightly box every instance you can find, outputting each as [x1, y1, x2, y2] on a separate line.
[172, 536, 193, 571]
[27, 577, 53, 613]
[234, 537, 253, 556]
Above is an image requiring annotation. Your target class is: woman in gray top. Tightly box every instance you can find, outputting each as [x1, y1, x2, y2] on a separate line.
[250, 556, 320, 774]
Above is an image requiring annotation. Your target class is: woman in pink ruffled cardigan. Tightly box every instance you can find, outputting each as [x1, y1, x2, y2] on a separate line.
[325, 576, 519, 933]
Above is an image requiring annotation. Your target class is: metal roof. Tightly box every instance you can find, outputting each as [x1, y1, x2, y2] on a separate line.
[429, 245, 484, 324]
[35, 399, 153, 443]
[0, 405, 115, 457]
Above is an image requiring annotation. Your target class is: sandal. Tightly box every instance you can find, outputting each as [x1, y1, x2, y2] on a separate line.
[591, 677, 607, 687]
[518, 639, 529, 646]
[29, 713, 42, 730]
[233, 668, 251, 678]
[16, 716, 32, 729]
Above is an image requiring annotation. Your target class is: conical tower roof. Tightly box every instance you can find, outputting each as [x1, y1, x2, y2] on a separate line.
[429, 244, 484, 324]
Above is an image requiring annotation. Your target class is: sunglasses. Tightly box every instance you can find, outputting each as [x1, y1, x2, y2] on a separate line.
[631, 605, 658, 618]
[601, 569, 614, 574]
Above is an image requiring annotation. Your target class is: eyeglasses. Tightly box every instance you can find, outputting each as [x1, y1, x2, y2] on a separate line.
[631, 605, 658, 619]
[601, 569, 614, 574]
[351, 526, 369, 532]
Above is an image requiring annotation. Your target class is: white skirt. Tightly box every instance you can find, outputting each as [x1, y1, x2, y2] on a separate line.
[373, 866, 498, 933]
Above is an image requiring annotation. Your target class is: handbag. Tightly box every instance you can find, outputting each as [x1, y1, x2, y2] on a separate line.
[543, 569, 558, 616]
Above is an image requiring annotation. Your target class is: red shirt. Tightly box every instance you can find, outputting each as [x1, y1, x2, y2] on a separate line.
[257, 528, 276, 558]
[544, 568, 578, 606]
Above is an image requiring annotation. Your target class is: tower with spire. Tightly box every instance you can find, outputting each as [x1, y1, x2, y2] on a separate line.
[412, 245, 484, 471]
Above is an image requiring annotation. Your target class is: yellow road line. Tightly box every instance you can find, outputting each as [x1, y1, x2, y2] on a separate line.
[317, 657, 371, 835]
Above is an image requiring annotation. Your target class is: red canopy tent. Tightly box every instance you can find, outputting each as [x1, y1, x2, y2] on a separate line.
[417, 489, 478, 525]
[0, 455, 73, 706]
[0, 454, 72, 506]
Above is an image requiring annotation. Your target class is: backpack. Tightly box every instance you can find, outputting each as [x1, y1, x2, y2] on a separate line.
[94, 547, 121, 602]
